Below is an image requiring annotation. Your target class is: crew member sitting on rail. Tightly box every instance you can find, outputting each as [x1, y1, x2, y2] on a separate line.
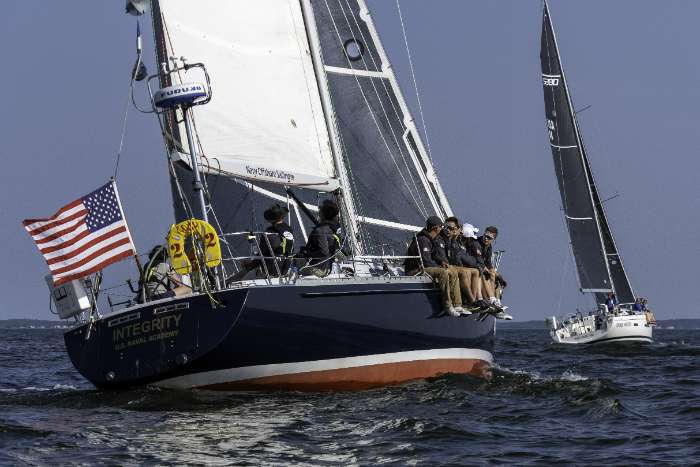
[404, 216, 463, 317]
[477, 226, 509, 313]
[448, 221, 492, 312]
[144, 245, 192, 301]
[443, 217, 482, 313]
[301, 200, 344, 278]
[464, 226, 510, 319]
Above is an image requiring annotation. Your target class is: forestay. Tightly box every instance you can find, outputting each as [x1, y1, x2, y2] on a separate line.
[540, 1, 634, 303]
[156, 0, 338, 190]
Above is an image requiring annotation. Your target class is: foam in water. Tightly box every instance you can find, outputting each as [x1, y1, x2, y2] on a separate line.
[561, 370, 588, 382]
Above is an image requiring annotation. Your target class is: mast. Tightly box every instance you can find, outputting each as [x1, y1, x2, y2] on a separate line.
[299, 0, 363, 254]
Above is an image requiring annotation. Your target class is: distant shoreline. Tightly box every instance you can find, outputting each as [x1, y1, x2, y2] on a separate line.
[0, 319, 72, 330]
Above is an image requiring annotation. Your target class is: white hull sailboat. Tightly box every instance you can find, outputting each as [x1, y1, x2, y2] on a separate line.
[539, 1, 654, 345]
[547, 310, 652, 345]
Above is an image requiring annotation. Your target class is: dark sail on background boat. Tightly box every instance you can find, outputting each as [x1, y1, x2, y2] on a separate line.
[540, 0, 634, 304]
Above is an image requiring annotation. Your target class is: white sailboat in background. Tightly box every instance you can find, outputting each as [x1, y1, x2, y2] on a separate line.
[539, 0, 654, 344]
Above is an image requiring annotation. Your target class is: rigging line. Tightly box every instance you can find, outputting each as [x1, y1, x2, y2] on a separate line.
[335, 117, 374, 250]
[198, 156, 237, 262]
[324, 0, 425, 218]
[340, 0, 430, 218]
[341, 0, 426, 191]
[324, 0, 428, 219]
[113, 78, 133, 180]
[114, 19, 141, 180]
[395, 0, 434, 164]
[332, 0, 425, 214]
[555, 234, 570, 313]
[352, 0, 440, 218]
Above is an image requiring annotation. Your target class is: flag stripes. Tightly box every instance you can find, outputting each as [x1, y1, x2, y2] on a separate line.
[23, 181, 136, 285]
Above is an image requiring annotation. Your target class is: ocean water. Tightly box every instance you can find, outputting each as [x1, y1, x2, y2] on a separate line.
[0, 327, 698, 466]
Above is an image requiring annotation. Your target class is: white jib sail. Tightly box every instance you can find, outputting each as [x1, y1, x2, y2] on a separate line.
[158, 0, 338, 190]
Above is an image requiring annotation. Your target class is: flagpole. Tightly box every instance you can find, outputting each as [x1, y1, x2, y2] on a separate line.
[111, 178, 145, 301]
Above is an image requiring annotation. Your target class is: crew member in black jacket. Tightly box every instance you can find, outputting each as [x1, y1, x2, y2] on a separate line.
[259, 204, 295, 275]
[229, 203, 295, 282]
[475, 225, 510, 318]
[404, 216, 463, 316]
[302, 199, 343, 277]
[444, 219, 491, 312]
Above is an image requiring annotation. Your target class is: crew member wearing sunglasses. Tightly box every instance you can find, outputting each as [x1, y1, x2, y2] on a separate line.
[477, 226, 511, 318]
[442, 217, 491, 313]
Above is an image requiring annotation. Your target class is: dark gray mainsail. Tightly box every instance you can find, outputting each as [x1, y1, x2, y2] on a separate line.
[540, 0, 635, 304]
[305, 0, 452, 255]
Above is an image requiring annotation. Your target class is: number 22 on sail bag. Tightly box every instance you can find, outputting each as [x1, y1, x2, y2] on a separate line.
[167, 219, 222, 274]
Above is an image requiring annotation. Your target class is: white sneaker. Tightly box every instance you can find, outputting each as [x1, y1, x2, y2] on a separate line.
[495, 311, 513, 320]
[459, 309, 472, 316]
[446, 306, 461, 317]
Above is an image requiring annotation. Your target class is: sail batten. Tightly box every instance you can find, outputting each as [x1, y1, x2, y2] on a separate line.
[540, 1, 635, 303]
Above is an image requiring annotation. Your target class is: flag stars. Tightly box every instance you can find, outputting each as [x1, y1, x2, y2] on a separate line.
[82, 184, 123, 233]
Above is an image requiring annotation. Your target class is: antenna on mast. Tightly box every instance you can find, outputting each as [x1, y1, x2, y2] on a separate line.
[147, 62, 213, 223]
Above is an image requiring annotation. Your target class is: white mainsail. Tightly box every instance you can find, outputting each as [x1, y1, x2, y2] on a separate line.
[157, 0, 338, 190]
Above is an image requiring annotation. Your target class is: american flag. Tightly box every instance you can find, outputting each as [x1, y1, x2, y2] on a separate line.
[23, 181, 136, 285]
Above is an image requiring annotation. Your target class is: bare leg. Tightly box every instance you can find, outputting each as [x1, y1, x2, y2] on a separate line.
[469, 268, 483, 300]
[482, 274, 496, 300]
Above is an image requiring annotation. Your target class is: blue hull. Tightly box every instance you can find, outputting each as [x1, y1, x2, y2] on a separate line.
[65, 279, 495, 390]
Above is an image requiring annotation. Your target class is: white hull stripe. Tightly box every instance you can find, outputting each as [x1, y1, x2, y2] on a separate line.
[156, 348, 493, 389]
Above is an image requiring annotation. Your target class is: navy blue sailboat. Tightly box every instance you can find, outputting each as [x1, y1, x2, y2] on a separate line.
[57, 0, 496, 390]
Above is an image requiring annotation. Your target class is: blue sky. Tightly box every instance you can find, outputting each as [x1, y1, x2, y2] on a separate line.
[1, 1, 698, 320]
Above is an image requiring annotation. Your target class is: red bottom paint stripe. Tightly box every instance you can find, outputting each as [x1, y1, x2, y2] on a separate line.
[197, 358, 491, 391]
